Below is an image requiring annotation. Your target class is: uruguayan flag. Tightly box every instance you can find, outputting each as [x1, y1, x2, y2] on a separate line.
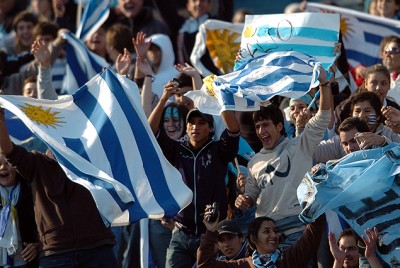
[306, 3, 400, 68]
[62, 32, 109, 95]
[187, 51, 322, 115]
[298, 143, 400, 266]
[236, 12, 339, 71]
[0, 69, 193, 226]
[76, 0, 111, 41]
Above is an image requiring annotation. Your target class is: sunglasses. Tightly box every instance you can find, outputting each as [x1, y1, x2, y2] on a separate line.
[384, 47, 400, 56]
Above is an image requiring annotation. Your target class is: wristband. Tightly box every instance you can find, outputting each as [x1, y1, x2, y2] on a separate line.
[145, 74, 155, 82]
[320, 81, 330, 87]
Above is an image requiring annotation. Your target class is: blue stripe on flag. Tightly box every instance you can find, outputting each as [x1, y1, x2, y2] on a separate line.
[63, 138, 91, 162]
[364, 31, 386, 46]
[77, 0, 110, 40]
[65, 43, 88, 87]
[358, 17, 400, 33]
[346, 49, 380, 67]
[258, 26, 338, 42]
[101, 70, 182, 219]
[48, 145, 131, 212]
[73, 82, 148, 220]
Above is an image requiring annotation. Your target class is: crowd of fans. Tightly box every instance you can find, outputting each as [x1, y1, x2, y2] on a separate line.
[0, 0, 399, 267]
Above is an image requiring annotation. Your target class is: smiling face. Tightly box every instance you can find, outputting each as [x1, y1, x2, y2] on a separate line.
[186, 0, 211, 19]
[255, 119, 283, 150]
[252, 220, 279, 254]
[338, 235, 360, 268]
[364, 71, 390, 103]
[217, 234, 244, 259]
[0, 155, 17, 187]
[377, 0, 397, 18]
[16, 20, 34, 47]
[118, 0, 144, 20]
[86, 27, 107, 57]
[163, 106, 184, 140]
[289, 100, 308, 124]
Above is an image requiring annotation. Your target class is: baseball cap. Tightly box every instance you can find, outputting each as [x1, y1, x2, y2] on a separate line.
[217, 219, 242, 236]
[186, 108, 214, 126]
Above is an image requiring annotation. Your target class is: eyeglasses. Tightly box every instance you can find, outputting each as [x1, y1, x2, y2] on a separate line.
[384, 47, 400, 56]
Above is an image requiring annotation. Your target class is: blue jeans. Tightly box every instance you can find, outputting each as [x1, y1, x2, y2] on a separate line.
[149, 219, 172, 268]
[166, 228, 199, 268]
[39, 245, 117, 268]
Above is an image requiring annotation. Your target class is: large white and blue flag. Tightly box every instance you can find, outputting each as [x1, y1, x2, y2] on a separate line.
[306, 2, 400, 69]
[187, 12, 339, 115]
[75, 0, 111, 41]
[298, 143, 400, 266]
[62, 32, 109, 95]
[0, 69, 193, 226]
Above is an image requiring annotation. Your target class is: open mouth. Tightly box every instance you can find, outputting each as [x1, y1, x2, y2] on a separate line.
[0, 171, 10, 179]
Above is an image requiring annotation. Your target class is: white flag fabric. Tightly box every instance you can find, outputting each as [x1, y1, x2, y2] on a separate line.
[0, 69, 193, 226]
[306, 2, 400, 69]
[298, 143, 400, 266]
[62, 32, 109, 95]
[190, 19, 243, 77]
[187, 12, 339, 115]
[75, 0, 111, 41]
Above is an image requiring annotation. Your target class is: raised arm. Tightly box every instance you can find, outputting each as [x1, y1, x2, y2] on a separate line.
[318, 67, 332, 112]
[175, 63, 203, 91]
[148, 81, 178, 134]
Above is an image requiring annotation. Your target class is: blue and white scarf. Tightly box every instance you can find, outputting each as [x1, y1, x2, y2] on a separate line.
[252, 249, 282, 268]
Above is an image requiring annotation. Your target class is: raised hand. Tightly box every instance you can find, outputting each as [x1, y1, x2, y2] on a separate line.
[133, 32, 151, 59]
[116, 48, 132, 76]
[31, 39, 51, 68]
[175, 63, 200, 78]
[328, 231, 346, 266]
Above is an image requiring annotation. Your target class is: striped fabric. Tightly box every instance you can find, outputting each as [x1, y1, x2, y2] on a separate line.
[76, 0, 111, 41]
[62, 32, 109, 95]
[0, 69, 193, 226]
[306, 3, 400, 68]
[186, 51, 323, 115]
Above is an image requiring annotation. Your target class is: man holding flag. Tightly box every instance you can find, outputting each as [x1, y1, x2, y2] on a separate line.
[0, 111, 117, 267]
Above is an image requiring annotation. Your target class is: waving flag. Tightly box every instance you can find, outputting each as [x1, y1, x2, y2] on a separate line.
[187, 51, 322, 115]
[306, 3, 400, 68]
[187, 12, 339, 115]
[0, 69, 193, 226]
[62, 32, 109, 95]
[298, 143, 400, 266]
[190, 19, 244, 77]
[76, 0, 111, 41]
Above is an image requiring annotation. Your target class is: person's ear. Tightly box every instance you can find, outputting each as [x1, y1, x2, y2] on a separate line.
[276, 122, 283, 133]
[249, 234, 257, 246]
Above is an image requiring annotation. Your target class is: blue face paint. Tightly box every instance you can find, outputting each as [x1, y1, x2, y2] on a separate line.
[369, 114, 376, 125]
[164, 106, 180, 120]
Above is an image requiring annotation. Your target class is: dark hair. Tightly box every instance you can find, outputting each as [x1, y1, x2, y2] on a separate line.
[24, 76, 37, 85]
[176, 73, 192, 88]
[13, 11, 38, 31]
[246, 216, 277, 256]
[382, 35, 400, 51]
[160, 103, 189, 139]
[350, 92, 383, 124]
[356, 64, 391, 94]
[106, 24, 134, 53]
[338, 117, 370, 133]
[252, 104, 285, 136]
[32, 21, 59, 40]
[337, 228, 359, 246]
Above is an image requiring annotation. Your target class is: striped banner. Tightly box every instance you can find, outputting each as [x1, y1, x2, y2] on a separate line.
[62, 32, 109, 95]
[76, 0, 111, 41]
[306, 2, 400, 69]
[0, 69, 193, 226]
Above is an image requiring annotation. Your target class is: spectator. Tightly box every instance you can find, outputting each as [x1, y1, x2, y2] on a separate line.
[0, 154, 39, 268]
[0, 112, 117, 268]
[106, 0, 170, 37]
[153, 0, 232, 73]
[234, 68, 331, 248]
[376, 0, 400, 19]
[198, 208, 325, 267]
[148, 81, 240, 267]
[22, 76, 38, 98]
[7, 11, 38, 55]
[382, 36, 400, 104]
[215, 219, 247, 261]
[329, 228, 383, 268]
[29, 0, 54, 22]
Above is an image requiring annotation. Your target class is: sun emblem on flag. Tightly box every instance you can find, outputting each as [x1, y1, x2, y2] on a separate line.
[203, 75, 216, 96]
[20, 103, 64, 128]
[339, 16, 354, 42]
[206, 29, 241, 73]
